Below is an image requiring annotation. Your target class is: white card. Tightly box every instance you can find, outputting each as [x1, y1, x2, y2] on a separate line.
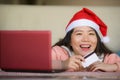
[82, 52, 100, 68]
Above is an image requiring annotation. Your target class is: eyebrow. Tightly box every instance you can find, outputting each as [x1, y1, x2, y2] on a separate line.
[74, 30, 83, 33]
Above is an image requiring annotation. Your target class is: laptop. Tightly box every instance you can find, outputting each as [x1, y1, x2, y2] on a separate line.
[0, 30, 52, 72]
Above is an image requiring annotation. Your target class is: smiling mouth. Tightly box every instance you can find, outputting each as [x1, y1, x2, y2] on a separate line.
[80, 44, 91, 52]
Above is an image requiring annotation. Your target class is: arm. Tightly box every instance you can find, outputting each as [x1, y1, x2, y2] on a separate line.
[51, 46, 68, 71]
[104, 53, 120, 72]
[88, 53, 120, 72]
[88, 61, 118, 72]
[51, 46, 85, 71]
[52, 60, 64, 70]
[52, 55, 85, 72]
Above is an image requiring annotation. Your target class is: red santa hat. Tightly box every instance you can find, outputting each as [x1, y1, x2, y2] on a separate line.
[65, 8, 109, 43]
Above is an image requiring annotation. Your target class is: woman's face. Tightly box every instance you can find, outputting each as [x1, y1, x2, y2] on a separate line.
[70, 26, 97, 56]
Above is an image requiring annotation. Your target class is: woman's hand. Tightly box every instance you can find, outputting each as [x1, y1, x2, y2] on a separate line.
[62, 55, 85, 71]
[87, 61, 118, 72]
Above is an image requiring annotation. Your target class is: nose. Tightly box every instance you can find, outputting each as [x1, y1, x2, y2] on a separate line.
[81, 35, 89, 42]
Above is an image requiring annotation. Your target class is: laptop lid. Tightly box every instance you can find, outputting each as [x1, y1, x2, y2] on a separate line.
[0, 30, 52, 72]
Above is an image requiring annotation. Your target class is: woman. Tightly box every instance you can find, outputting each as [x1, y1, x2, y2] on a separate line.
[52, 8, 120, 72]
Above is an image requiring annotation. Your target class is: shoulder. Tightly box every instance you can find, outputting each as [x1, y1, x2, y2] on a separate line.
[52, 46, 67, 53]
[104, 53, 120, 63]
[52, 46, 63, 50]
[106, 53, 119, 59]
[52, 46, 69, 60]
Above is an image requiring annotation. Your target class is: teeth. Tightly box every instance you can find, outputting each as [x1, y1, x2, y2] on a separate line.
[80, 45, 90, 48]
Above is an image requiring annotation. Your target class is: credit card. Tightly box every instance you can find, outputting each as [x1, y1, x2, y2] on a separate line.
[82, 52, 100, 68]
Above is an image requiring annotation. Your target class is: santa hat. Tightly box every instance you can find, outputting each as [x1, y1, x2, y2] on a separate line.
[65, 8, 109, 43]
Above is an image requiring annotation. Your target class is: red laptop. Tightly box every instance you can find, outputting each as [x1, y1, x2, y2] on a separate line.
[0, 30, 52, 72]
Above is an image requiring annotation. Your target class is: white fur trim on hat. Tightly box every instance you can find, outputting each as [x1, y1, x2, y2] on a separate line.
[66, 19, 99, 33]
[101, 36, 110, 43]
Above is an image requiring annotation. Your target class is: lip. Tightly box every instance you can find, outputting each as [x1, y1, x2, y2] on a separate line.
[79, 44, 91, 52]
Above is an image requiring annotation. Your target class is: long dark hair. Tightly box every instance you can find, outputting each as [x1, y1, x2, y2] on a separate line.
[53, 29, 73, 50]
[53, 28, 113, 56]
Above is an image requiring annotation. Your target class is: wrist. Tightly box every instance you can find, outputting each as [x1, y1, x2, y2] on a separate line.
[52, 60, 64, 70]
[61, 60, 67, 70]
[114, 63, 119, 72]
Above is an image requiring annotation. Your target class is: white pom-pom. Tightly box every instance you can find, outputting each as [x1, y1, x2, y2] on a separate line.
[102, 36, 110, 43]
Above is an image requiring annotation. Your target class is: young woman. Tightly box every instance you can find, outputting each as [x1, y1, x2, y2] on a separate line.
[52, 8, 120, 72]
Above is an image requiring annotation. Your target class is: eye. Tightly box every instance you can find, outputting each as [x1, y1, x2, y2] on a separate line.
[76, 33, 82, 35]
[89, 32, 95, 35]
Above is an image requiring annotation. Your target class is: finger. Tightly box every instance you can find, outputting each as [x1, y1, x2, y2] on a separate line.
[66, 68, 74, 72]
[91, 67, 99, 72]
[73, 58, 84, 69]
[89, 61, 101, 68]
[75, 62, 83, 71]
[89, 64, 102, 72]
[73, 59, 84, 71]
[74, 55, 85, 62]
[69, 63, 80, 71]
[89, 64, 97, 71]
[88, 61, 104, 71]
[69, 56, 85, 71]
[91, 66, 104, 72]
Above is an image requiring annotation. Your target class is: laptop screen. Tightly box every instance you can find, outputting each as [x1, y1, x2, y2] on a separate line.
[0, 30, 52, 72]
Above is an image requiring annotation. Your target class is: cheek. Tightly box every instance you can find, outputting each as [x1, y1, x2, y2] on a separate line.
[91, 37, 97, 48]
[70, 36, 80, 46]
